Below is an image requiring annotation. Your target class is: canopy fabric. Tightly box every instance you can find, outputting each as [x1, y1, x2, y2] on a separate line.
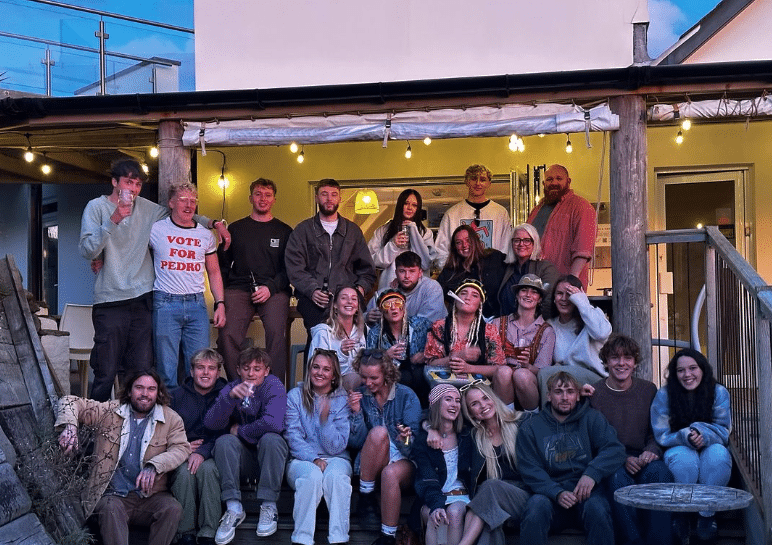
[648, 96, 772, 122]
[182, 103, 619, 147]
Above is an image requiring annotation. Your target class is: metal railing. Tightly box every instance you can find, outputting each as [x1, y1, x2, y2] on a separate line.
[0, 0, 193, 96]
[646, 227, 772, 540]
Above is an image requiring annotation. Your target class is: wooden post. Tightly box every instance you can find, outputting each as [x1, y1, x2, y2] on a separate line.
[157, 120, 189, 206]
[609, 95, 653, 379]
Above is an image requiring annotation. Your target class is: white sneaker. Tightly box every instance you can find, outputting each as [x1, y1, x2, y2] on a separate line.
[215, 509, 246, 545]
[256, 503, 278, 537]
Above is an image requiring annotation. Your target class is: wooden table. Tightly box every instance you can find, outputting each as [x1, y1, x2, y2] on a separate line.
[614, 483, 753, 513]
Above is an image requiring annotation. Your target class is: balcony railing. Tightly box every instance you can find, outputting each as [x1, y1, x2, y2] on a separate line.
[647, 227, 772, 541]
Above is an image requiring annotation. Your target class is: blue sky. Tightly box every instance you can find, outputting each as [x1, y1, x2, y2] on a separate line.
[648, 0, 723, 58]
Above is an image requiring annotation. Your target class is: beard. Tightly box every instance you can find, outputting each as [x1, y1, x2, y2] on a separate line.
[320, 202, 339, 216]
[543, 185, 569, 204]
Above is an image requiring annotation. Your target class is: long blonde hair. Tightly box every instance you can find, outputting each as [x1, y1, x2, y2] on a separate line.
[325, 285, 365, 340]
[301, 349, 342, 413]
[461, 382, 521, 480]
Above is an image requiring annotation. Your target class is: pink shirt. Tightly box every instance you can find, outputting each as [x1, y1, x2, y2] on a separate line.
[527, 189, 596, 288]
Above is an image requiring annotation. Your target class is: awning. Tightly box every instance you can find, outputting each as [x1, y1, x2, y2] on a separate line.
[182, 103, 619, 149]
[648, 95, 772, 122]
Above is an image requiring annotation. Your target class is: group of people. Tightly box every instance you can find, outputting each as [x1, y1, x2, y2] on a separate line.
[66, 158, 732, 545]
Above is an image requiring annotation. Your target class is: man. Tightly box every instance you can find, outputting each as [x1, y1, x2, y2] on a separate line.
[169, 349, 228, 545]
[589, 335, 674, 545]
[149, 182, 226, 389]
[527, 164, 596, 288]
[365, 251, 447, 325]
[285, 178, 376, 336]
[217, 178, 293, 382]
[517, 371, 626, 545]
[204, 348, 288, 544]
[434, 164, 514, 267]
[79, 159, 229, 401]
[56, 369, 190, 545]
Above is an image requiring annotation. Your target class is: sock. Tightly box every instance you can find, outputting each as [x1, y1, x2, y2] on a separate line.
[262, 500, 277, 510]
[381, 524, 398, 537]
[360, 480, 376, 494]
[226, 500, 243, 514]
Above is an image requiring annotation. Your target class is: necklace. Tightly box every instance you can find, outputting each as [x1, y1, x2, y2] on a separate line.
[605, 378, 629, 392]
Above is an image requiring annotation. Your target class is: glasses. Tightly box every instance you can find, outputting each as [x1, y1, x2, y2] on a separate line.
[360, 348, 385, 360]
[380, 299, 404, 310]
[311, 348, 338, 359]
[512, 238, 534, 246]
[459, 378, 486, 393]
[174, 197, 198, 205]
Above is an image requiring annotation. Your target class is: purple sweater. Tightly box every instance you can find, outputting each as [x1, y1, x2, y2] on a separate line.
[204, 374, 287, 445]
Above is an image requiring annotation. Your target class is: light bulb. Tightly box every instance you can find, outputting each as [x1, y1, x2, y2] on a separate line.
[41, 163, 52, 175]
[681, 119, 691, 131]
[405, 143, 412, 159]
[290, 142, 299, 153]
[565, 138, 573, 153]
[676, 130, 684, 144]
[297, 150, 305, 163]
[362, 195, 371, 204]
[509, 139, 518, 151]
[149, 146, 159, 158]
[696, 222, 704, 229]
[24, 148, 34, 162]
[141, 163, 149, 174]
[218, 175, 229, 189]
[423, 137, 431, 146]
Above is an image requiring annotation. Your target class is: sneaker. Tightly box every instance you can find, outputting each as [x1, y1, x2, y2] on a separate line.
[355, 492, 380, 530]
[215, 509, 246, 545]
[696, 515, 717, 541]
[256, 503, 278, 537]
[371, 534, 396, 545]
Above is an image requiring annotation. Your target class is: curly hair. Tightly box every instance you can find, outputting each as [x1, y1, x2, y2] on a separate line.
[381, 189, 427, 246]
[353, 349, 400, 388]
[599, 334, 640, 368]
[665, 348, 717, 432]
[119, 368, 170, 407]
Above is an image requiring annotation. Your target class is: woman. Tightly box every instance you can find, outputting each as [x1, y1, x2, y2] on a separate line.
[437, 225, 506, 318]
[367, 289, 432, 404]
[348, 349, 422, 545]
[368, 189, 436, 290]
[285, 348, 352, 545]
[491, 274, 555, 410]
[424, 279, 505, 386]
[456, 381, 530, 545]
[651, 348, 732, 542]
[413, 385, 474, 545]
[308, 285, 366, 390]
[537, 274, 611, 406]
[496, 224, 560, 318]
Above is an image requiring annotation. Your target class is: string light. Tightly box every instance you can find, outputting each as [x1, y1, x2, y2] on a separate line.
[41, 153, 51, 175]
[565, 135, 573, 154]
[405, 142, 412, 159]
[141, 163, 149, 174]
[24, 147, 34, 162]
[149, 145, 159, 159]
[423, 137, 431, 145]
[508, 134, 525, 152]
[289, 142, 299, 153]
[675, 130, 684, 145]
[297, 147, 305, 163]
[681, 119, 692, 131]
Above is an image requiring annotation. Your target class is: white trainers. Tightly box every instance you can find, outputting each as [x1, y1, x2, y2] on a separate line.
[256, 503, 278, 537]
[215, 509, 246, 545]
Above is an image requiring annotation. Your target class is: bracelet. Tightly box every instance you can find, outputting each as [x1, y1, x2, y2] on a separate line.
[213, 300, 225, 312]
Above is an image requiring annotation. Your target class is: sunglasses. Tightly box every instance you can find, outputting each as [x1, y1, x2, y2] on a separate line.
[311, 348, 338, 359]
[459, 378, 486, 393]
[380, 299, 404, 310]
[473, 208, 480, 227]
[360, 348, 386, 360]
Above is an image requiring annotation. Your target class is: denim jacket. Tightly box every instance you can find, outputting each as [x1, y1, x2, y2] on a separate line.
[349, 382, 421, 459]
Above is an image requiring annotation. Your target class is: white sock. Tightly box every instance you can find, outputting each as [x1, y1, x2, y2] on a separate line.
[382, 524, 398, 536]
[226, 500, 243, 514]
[360, 480, 376, 494]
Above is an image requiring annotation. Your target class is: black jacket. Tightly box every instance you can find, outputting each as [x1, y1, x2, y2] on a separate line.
[170, 375, 227, 459]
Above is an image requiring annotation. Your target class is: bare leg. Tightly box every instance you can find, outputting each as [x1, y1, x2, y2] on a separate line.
[380, 459, 414, 527]
[446, 502, 467, 545]
[422, 505, 438, 545]
[359, 427, 390, 482]
[492, 366, 515, 405]
[513, 369, 539, 410]
[342, 372, 362, 391]
[457, 510, 484, 545]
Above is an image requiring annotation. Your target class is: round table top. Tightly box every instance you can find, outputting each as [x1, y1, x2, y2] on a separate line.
[614, 484, 754, 513]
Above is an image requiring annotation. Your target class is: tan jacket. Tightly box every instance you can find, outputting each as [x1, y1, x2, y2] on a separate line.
[55, 396, 190, 517]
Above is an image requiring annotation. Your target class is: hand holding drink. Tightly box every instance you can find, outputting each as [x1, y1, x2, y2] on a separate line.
[111, 189, 135, 224]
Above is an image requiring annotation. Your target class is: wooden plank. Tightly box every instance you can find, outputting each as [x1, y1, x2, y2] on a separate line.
[0, 461, 33, 526]
[0, 512, 56, 545]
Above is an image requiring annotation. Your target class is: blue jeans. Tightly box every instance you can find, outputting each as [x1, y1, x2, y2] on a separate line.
[153, 291, 210, 388]
[520, 491, 615, 545]
[664, 444, 732, 516]
[607, 460, 674, 545]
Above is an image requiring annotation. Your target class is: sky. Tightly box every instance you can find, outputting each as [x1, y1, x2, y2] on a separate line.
[647, 0, 723, 58]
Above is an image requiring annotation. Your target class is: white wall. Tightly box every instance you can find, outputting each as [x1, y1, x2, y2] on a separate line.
[684, 0, 772, 63]
[194, 0, 646, 91]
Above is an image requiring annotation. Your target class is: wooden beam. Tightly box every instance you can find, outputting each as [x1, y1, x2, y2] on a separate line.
[157, 120, 189, 206]
[609, 95, 652, 379]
